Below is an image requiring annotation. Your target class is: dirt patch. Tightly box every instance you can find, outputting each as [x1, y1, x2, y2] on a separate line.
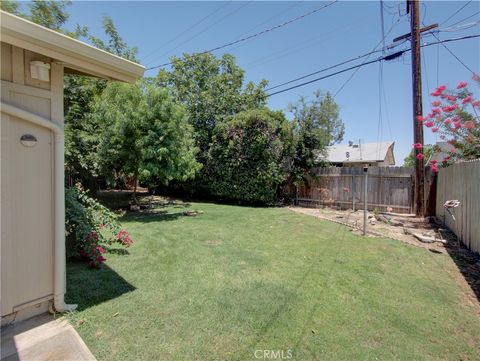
[202, 239, 223, 246]
[289, 206, 449, 253]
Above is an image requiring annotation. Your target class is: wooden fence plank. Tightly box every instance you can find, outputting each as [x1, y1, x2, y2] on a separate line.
[435, 159, 480, 254]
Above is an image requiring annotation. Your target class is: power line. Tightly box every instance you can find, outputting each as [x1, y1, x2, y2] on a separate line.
[448, 10, 480, 28]
[430, 31, 477, 75]
[142, 1, 231, 62]
[228, 1, 304, 49]
[265, 45, 395, 92]
[246, 16, 366, 70]
[146, 0, 338, 70]
[440, 0, 472, 25]
[146, 1, 252, 67]
[266, 34, 480, 97]
[333, 14, 403, 98]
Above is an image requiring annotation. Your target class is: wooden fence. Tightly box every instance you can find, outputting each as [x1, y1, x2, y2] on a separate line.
[292, 167, 414, 214]
[436, 159, 480, 254]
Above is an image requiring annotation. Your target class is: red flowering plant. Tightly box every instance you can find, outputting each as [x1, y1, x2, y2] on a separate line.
[66, 184, 134, 268]
[414, 77, 480, 172]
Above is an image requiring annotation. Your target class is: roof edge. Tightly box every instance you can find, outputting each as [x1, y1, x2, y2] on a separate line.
[1, 11, 144, 83]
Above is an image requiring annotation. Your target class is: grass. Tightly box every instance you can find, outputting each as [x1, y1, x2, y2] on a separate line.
[66, 201, 480, 361]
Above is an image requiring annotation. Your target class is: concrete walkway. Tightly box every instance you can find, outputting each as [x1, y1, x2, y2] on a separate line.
[1, 313, 95, 361]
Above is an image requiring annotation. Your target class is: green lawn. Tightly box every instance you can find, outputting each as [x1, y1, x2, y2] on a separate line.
[66, 201, 480, 361]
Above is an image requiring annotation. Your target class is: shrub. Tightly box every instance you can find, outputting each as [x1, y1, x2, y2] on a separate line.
[207, 108, 294, 205]
[65, 184, 132, 267]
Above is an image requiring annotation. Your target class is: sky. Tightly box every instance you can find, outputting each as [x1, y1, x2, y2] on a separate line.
[56, 1, 479, 163]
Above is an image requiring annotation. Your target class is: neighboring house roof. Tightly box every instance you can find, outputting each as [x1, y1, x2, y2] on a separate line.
[428, 141, 456, 163]
[1, 11, 145, 83]
[318, 141, 396, 165]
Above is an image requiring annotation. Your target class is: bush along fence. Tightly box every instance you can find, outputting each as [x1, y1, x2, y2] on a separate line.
[436, 159, 480, 254]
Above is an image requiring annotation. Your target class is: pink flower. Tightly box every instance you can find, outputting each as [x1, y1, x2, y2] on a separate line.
[446, 95, 457, 102]
[473, 100, 480, 108]
[416, 115, 425, 122]
[431, 101, 442, 107]
[387, 207, 393, 212]
[431, 164, 439, 172]
[432, 108, 442, 115]
[431, 85, 447, 96]
[443, 155, 451, 161]
[424, 121, 435, 128]
[456, 81, 468, 89]
[462, 96, 473, 104]
[413, 143, 423, 149]
[444, 119, 452, 125]
[464, 121, 475, 129]
[453, 121, 462, 129]
[96, 256, 106, 263]
[416, 153, 425, 160]
[343, 187, 349, 193]
[442, 104, 458, 112]
[97, 246, 105, 254]
[432, 127, 439, 133]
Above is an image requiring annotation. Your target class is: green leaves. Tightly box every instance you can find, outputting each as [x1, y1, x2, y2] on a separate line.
[207, 108, 293, 205]
[93, 81, 201, 190]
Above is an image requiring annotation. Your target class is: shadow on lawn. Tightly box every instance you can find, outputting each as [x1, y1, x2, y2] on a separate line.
[444, 242, 480, 302]
[66, 262, 135, 311]
[123, 211, 186, 223]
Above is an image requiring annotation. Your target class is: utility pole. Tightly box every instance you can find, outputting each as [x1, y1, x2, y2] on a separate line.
[410, 0, 425, 217]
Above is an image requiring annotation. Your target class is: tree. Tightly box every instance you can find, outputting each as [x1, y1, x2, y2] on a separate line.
[64, 15, 139, 189]
[157, 53, 268, 157]
[93, 82, 201, 202]
[0, 0, 21, 15]
[86, 16, 138, 62]
[28, 0, 71, 30]
[415, 79, 480, 171]
[207, 108, 294, 205]
[288, 90, 344, 182]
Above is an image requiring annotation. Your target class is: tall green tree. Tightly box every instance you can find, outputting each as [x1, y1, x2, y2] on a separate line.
[0, 0, 21, 15]
[289, 90, 344, 182]
[207, 108, 294, 205]
[64, 15, 139, 188]
[157, 53, 268, 157]
[28, 0, 71, 30]
[93, 82, 201, 202]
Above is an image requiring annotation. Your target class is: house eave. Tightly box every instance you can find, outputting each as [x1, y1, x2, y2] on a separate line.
[1, 11, 145, 83]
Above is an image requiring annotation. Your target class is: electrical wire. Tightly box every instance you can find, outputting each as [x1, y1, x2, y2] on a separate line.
[245, 16, 366, 70]
[447, 10, 480, 28]
[265, 42, 402, 92]
[142, 1, 231, 62]
[430, 31, 477, 75]
[438, 20, 480, 32]
[227, 0, 304, 51]
[333, 15, 402, 98]
[440, 0, 472, 26]
[146, 0, 338, 70]
[145, 1, 252, 67]
[266, 34, 480, 97]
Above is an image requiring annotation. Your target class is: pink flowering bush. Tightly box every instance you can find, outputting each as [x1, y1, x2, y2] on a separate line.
[414, 77, 480, 172]
[66, 184, 134, 268]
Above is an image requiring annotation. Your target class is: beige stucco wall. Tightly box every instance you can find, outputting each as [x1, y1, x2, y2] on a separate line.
[1, 42, 64, 319]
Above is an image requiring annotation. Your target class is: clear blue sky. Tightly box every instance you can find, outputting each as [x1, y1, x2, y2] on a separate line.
[61, 0, 479, 163]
